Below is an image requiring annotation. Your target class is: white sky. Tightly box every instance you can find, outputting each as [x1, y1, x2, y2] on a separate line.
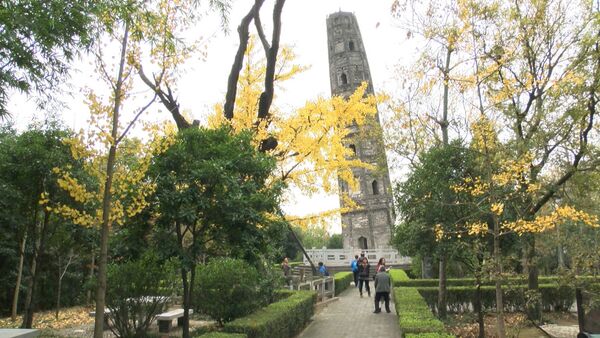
[7, 0, 421, 233]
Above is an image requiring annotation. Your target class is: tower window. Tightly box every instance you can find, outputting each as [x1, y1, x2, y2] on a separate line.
[341, 73, 348, 85]
[349, 41, 355, 51]
[349, 144, 356, 156]
[372, 180, 379, 195]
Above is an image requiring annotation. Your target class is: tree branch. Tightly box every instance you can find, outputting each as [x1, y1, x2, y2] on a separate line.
[224, 0, 265, 120]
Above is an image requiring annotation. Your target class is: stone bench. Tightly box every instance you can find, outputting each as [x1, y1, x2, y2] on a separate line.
[157, 309, 192, 333]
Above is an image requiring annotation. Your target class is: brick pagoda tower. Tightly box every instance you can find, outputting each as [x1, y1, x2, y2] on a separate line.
[326, 11, 395, 250]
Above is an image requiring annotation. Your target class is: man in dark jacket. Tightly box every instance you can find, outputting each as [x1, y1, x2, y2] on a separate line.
[373, 266, 392, 313]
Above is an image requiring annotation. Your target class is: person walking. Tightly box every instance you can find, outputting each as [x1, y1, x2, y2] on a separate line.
[358, 257, 371, 297]
[281, 257, 292, 287]
[375, 257, 386, 278]
[373, 266, 392, 313]
[350, 255, 359, 287]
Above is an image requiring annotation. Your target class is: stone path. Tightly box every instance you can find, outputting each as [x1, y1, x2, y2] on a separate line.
[540, 324, 579, 338]
[297, 285, 401, 338]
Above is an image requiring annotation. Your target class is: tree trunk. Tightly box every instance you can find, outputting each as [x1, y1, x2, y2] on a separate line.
[475, 278, 484, 338]
[93, 22, 129, 338]
[87, 253, 95, 305]
[493, 216, 506, 338]
[437, 256, 447, 319]
[526, 235, 541, 321]
[440, 47, 452, 145]
[11, 232, 27, 321]
[56, 252, 73, 319]
[22, 208, 50, 328]
[286, 222, 317, 274]
[576, 288, 585, 333]
[56, 256, 62, 320]
[180, 266, 190, 338]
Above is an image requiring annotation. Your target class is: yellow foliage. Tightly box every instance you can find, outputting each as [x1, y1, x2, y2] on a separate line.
[206, 38, 384, 226]
[46, 95, 176, 229]
[506, 206, 599, 235]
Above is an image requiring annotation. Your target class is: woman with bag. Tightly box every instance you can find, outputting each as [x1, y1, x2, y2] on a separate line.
[357, 257, 371, 297]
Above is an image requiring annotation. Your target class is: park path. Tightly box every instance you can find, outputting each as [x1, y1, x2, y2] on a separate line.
[296, 285, 401, 338]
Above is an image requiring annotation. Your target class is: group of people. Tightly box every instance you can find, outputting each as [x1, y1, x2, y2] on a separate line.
[350, 253, 392, 313]
[280, 254, 392, 314]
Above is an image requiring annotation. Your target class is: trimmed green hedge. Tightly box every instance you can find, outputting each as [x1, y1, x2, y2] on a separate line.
[390, 269, 410, 282]
[405, 333, 456, 338]
[223, 290, 316, 338]
[195, 333, 247, 338]
[415, 284, 576, 313]
[334, 271, 353, 296]
[394, 287, 446, 334]
[394, 275, 598, 287]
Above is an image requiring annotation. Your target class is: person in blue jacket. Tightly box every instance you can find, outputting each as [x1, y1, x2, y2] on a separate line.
[318, 261, 330, 276]
[350, 255, 359, 287]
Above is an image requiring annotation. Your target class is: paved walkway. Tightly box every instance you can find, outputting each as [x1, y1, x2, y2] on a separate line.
[540, 324, 579, 338]
[297, 285, 402, 338]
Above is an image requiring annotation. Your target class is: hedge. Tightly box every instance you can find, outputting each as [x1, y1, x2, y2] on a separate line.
[394, 287, 446, 334]
[390, 269, 410, 282]
[415, 284, 576, 313]
[405, 333, 456, 338]
[394, 275, 598, 287]
[334, 271, 353, 296]
[223, 290, 316, 338]
[195, 333, 247, 338]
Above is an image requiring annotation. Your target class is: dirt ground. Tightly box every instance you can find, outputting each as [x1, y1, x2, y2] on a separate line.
[444, 312, 578, 338]
[1, 307, 215, 338]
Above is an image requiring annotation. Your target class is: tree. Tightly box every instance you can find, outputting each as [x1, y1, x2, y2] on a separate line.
[393, 141, 476, 319]
[449, 116, 598, 338]
[391, 0, 600, 326]
[0, 121, 83, 327]
[0, 0, 118, 117]
[151, 126, 284, 338]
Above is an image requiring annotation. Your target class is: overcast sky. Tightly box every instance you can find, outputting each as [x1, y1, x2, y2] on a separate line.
[8, 0, 420, 233]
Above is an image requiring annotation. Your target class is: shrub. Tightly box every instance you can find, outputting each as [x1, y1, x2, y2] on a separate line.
[195, 333, 247, 338]
[414, 284, 577, 313]
[405, 333, 456, 338]
[394, 287, 445, 334]
[334, 271, 353, 296]
[223, 290, 316, 338]
[256, 262, 285, 305]
[195, 258, 262, 325]
[393, 275, 597, 287]
[390, 269, 410, 282]
[106, 252, 177, 338]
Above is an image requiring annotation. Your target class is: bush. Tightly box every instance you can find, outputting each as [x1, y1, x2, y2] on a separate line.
[106, 252, 177, 338]
[334, 272, 353, 296]
[405, 333, 456, 338]
[195, 333, 247, 338]
[223, 290, 316, 338]
[256, 262, 285, 305]
[394, 287, 445, 334]
[195, 258, 262, 325]
[390, 269, 410, 282]
[414, 284, 577, 313]
[393, 275, 597, 287]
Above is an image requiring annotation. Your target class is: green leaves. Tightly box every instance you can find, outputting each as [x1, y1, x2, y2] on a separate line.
[152, 125, 284, 261]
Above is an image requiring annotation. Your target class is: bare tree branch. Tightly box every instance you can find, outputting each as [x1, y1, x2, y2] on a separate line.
[223, 0, 265, 120]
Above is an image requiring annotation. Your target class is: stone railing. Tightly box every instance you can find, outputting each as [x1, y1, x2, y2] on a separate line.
[303, 248, 411, 267]
[295, 276, 335, 302]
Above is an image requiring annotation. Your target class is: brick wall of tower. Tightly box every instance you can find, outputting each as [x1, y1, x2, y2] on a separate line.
[326, 11, 395, 250]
